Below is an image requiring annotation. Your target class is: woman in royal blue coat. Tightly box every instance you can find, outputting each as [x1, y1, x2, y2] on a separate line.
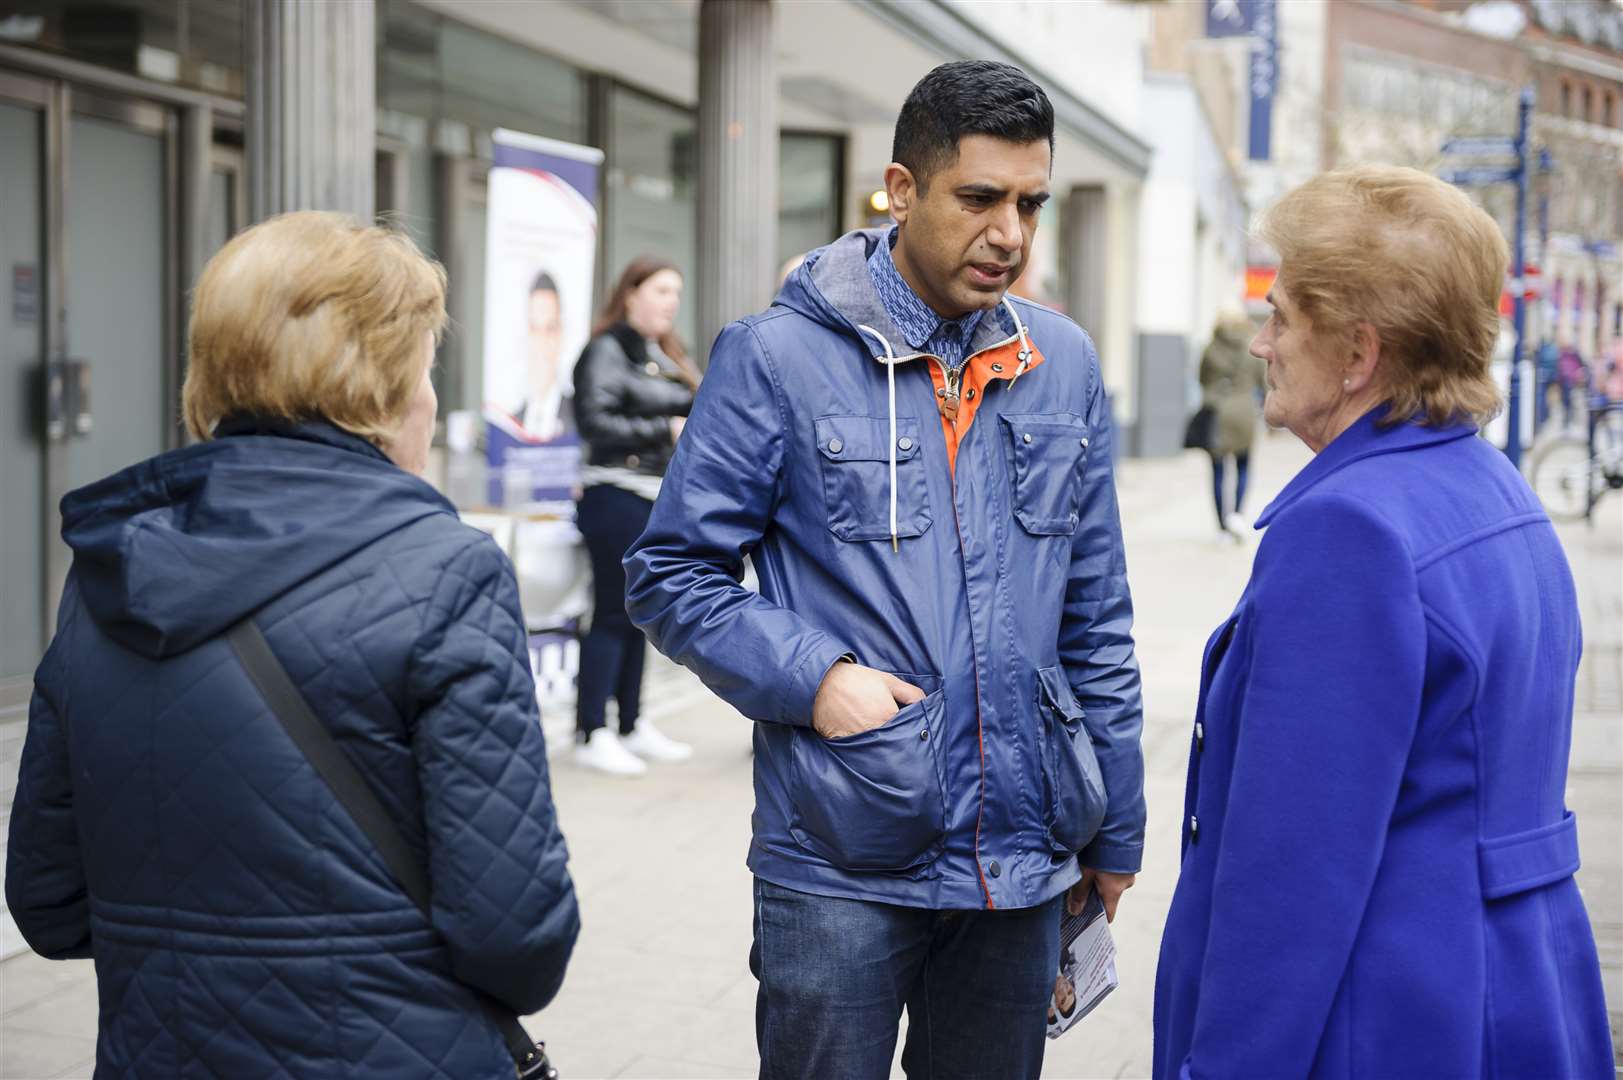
[1154, 166, 1613, 1078]
[5, 212, 579, 1077]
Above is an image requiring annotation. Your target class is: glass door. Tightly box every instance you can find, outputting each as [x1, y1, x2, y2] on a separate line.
[0, 74, 181, 688]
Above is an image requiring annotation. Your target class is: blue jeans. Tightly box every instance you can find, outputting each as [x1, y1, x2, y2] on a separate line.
[750, 878, 1062, 1080]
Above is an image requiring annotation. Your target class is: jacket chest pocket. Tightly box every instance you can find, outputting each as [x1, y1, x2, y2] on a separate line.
[999, 413, 1089, 535]
[815, 416, 932, 542]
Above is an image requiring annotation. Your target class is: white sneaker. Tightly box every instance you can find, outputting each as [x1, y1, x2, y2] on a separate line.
[621, 721, 694, 763]
[574, 729, 648, 777]
[1225, 512, 1251, 534]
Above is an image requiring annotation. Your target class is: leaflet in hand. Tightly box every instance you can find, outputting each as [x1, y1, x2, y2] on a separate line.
[1046, 886, 1118, 1039]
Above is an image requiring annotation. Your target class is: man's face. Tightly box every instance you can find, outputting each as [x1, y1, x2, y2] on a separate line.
[528, 287, 563, 372]
[888, 134, 1051, 319]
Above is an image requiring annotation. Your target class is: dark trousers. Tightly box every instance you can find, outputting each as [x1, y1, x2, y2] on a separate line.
[751, 878, 1062, 1080]
[575, 484, 654, 738]
[1210, 450, 1250, 527]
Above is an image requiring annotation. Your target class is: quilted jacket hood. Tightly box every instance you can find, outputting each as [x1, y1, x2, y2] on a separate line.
[61, 415, 454, 658]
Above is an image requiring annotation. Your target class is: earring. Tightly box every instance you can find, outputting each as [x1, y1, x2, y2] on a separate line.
[1343, 379, 1351, 388]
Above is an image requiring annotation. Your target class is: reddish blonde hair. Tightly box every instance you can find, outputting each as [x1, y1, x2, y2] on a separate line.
[1258, 166, 1506, 426]
[184, 211, 447, 442]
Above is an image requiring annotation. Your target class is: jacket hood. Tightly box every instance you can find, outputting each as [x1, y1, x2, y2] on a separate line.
[61, 416, 456, 658]
[771, 228, 1039, 551]
[773, 228, 1018, 362]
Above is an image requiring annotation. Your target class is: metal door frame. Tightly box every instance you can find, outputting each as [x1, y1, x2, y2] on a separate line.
[0, 51, 228, 698]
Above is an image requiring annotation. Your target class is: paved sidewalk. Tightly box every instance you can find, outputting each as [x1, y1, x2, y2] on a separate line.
[2, 433, 1619, 1079]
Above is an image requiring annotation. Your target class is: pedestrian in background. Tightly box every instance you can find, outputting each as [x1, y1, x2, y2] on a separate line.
[1558, 339, 1590, 428]
[626, 61, 1143, 1080]
[572, 256, 699, 776]
[5, 212, 579, 1079]
[1197, 310, 1266, 540]
[1155, 166, 1614, 1079]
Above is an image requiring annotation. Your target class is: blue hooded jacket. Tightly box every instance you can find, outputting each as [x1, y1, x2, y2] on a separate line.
[5, 417, 579, 1078]
[625, 229, 1145, 910]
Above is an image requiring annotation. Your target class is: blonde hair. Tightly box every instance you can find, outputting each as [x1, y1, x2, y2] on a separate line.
[1257, 165, 1506, 427]
[183, 211, 447, 443]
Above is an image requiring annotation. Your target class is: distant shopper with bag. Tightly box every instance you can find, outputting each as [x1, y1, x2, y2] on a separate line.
[571, 256, 700, 777]
[6, 212, 579, 1079]
[1197, 311, 1266, 540]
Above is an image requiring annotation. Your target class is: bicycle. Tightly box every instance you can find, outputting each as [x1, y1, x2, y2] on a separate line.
[1526, 393, 1623, 522]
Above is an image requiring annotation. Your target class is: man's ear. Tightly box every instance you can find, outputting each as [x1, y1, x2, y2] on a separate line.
[884, 162, 918, 226]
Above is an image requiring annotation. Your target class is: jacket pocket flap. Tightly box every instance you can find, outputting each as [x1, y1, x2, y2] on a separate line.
[1036, 665, 1085, 725]
[816, 416, 922, 462]
[1479, 812, 1580, 900]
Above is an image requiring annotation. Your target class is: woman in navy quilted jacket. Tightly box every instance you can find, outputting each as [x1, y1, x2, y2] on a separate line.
[5, 212, 579, 1078]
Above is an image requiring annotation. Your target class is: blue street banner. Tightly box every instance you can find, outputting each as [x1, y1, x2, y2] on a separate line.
[482, 128, 605, 513]
[1206, 1, 1277, 160]
[1206, 0, 1255, 38]
[1247, 0, 1278, 161]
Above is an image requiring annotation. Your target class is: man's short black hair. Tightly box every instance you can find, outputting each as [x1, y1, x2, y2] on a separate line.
[529, 270, 559, 295]
[893, 60, 1055, 188]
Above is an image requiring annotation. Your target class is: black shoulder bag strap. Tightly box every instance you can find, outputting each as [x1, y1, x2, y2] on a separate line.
[226, 619, 558, 1080]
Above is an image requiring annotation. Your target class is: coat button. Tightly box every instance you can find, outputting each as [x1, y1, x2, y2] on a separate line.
[966, 388, 976, 400]
[991, 362, 1004, 373]
[645, 360, 660, 375]
[919, 728, 929, 741]
[828, 438, 843, 454]
[1189, 815, 1200, 842]
[897, 436, 913, 451]
[987, 860, 1002, 878]
[626, 454, 640, 468]
[1195, 722, 1204, 751]
[1080, 437, 1089, 449]
[1022, 432, 1033, 444]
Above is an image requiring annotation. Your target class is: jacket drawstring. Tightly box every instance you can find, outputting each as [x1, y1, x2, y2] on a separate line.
[856, 324, 901, 553]
[1002, 296, 1034, 390]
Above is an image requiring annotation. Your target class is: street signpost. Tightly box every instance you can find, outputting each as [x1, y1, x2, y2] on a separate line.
[1439, 86, 1534, 470]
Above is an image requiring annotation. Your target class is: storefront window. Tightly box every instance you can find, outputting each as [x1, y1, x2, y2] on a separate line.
[1, 0, 243, 96]
[779, 131, 844, 269]
[603, 84, 698, 351]
[377, 0, 590, 414]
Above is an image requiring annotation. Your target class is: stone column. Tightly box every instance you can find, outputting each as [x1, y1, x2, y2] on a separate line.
[696, 0, 776, 361]
[245, 0, 375, 222]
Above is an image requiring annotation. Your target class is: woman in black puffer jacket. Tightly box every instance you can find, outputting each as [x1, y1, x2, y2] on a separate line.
[571, 257, 700, 776]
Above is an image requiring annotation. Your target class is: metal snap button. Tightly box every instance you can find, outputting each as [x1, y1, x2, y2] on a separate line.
[1195, 721, 1204, 751]
[919, 728, 929, 740]
[645, 360, 660, 375]
[626, 454, 640, 468]
[897, 436, 913, 451]
[1022, 432, 1033, 444]
[991, 363, 1004, 373]
[987, 860, 1002, 878]
[966, 388, 976, 400]
[1189, 814, 1200, 841]
[1080, 437, 1089, 448]
[828, 438, 843, 454]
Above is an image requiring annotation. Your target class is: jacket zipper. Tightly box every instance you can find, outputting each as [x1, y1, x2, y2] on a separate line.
[926, 351, 995, 908]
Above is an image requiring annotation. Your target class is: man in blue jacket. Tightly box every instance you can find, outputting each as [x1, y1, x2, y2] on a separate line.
[625, 60, 1143, 1079]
